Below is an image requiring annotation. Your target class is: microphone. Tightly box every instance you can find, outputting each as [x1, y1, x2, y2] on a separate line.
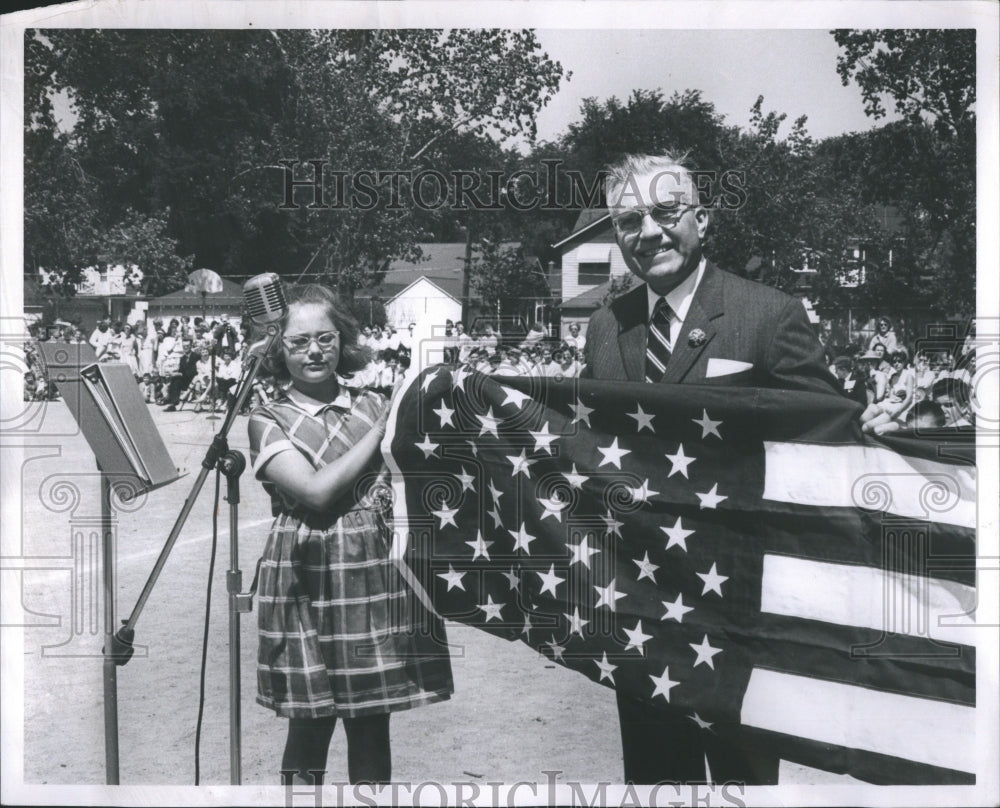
[243, 273, 288, 330]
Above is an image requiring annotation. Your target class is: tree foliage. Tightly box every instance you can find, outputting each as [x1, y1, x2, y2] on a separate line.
[470, 238, 550, 321]
[831, 29, 976, 316]
[24, 29, 566, 300]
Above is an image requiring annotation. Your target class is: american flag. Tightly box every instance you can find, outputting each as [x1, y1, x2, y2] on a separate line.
[385, 365, 977, 785]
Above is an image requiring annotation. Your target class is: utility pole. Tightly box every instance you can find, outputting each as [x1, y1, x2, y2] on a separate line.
[461, 219, 473, 325]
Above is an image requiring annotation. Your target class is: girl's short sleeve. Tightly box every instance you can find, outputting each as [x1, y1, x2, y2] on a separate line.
[247, 407, 297, 479]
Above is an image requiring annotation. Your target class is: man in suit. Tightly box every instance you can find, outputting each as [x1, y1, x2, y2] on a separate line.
[583, 153, 840, 785]
[163, 337, 200, 411]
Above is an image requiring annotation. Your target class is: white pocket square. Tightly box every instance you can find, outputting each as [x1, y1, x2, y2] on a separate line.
[706, 358, 753, 378]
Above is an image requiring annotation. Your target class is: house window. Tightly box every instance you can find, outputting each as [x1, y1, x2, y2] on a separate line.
[578, 261, 611, 285]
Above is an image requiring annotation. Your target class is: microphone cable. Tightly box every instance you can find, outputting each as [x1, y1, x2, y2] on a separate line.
[194, 468, 222, 785]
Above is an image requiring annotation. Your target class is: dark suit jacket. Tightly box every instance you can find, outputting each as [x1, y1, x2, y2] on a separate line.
[582, 261, 839, 395]
[177, 351, 201, 382]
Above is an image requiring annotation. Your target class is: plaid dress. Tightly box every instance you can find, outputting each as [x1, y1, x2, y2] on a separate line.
[248, 386, 453, 718]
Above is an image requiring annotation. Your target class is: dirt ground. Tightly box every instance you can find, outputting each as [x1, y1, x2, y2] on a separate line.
[5, 398, 841, 794]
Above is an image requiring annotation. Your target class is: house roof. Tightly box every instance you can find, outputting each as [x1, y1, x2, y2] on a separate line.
[148, 277, 244, 307]
[387, 275, 461, 304]
[552, 210, 613, 252]
[559, 279, 615, 311]
[358, 241, 519, 301]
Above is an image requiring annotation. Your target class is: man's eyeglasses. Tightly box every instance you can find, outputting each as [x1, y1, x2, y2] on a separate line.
[282, 331, 340, 353]
[612, 204, 696, 236]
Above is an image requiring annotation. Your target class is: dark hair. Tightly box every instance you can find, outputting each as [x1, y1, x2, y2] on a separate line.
[905, 400, 947, 429]
[262, 284, 370, 379]
[890, 351, 908, 364]
[932, 377, 970, 405]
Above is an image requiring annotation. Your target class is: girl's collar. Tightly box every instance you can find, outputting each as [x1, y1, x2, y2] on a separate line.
[281, 384, 352, 416]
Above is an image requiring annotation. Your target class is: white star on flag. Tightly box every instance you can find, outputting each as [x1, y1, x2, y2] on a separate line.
[501, 385, 532, 409]
[464, 439, 478, 457]
[477, 407, 502, 438]
[502, 567, 520, 591]
[562, 464, 587, 489]
[632, 552, 659, 582]
[594, 578, 628, 611]
[454, 467, 476, 493]
[649, 665, 680, 701]
[601, 511, 624, 539]
[626, 403, 656, 433]
[538, 494, 567, 522]
[420, 369, 440, 392]
[477, 595, 504, 622]
[570, 398, 594, 426]
[696, 483, 727, 510]
[508, 523, 539, 554]
[506, 449, 537, 478]
[452, 365, 471, 392]
[544, 638, 566, 662]
[597, 437, 631, 469]
[661, 593, 694, 623]
[432, 400, 455, 427]
[692, 409, 723, 439]
[567, 536, 601, 568]
[415, 435, 439, 459]
[689, 634, 723, 669]
[623, 620, 653, 654]
[488, 480, 503, 505]
[594, 652, 617, 685]
[697, 562, 728, 597]
[665, 443, 695, 478]
[660, 517, 695, 552]
[529, 422, 558, 454]
[436, 565, 466, 591]
[536, 564, 566, 596]
[487, 506, 503, 529]
[689, 713, 714, 731]
[628, 479, 659, 505]
[466, 531, 494, 561]
[521, 613, 532, 638]
[431, 505, 459, 529]
[563, 607, 590, 637]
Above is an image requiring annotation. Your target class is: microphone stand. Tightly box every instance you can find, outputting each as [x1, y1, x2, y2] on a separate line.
[109, 329, 278, 783]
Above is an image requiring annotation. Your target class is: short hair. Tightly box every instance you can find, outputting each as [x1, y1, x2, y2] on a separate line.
[262, 283, 370, 379]
[890, 351, 908, 364]
[932, 376, 970, 404]
[905, 400, 947, 429]
[604, 152, 701, 212]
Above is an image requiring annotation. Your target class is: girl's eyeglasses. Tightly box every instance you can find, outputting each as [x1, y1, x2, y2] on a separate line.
[282, 331, 339, 353]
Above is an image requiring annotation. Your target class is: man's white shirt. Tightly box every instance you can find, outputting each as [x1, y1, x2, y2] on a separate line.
[644, 257, 707, 351]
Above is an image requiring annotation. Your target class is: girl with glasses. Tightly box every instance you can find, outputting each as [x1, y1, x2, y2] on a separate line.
[248, 284, 453, 786]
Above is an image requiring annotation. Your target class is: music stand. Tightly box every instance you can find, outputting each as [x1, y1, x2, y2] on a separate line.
[42, 345, 180, 784]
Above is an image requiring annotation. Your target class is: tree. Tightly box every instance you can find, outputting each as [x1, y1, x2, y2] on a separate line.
[831, 29, 975, 317]
[25, 29, 566, 299]
[470, 238, 550, 323]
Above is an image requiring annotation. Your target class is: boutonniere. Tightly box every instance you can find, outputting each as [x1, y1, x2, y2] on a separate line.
[687, 329, 707, 347]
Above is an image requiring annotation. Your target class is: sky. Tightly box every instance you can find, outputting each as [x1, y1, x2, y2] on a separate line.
[529, 29, 899, 145]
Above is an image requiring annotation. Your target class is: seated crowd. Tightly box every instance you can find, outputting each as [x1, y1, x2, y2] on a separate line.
[25, 312, 975, 432]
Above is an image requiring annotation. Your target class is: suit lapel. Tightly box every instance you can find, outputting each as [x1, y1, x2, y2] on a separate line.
[660, 262, 725, 384]
[614, 285, 647, 383]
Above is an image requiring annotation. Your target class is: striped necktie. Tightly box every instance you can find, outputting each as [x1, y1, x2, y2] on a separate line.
[645, 298, 674, 383]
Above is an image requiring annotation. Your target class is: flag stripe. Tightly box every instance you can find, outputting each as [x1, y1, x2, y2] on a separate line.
[752, 728, 976, 785]
[755, 511, 976, 588]
[752, 616, 974, 706]
[762, 441, 975, 528]
[760, 554, 976, 645]
[741, 669, 975, 774]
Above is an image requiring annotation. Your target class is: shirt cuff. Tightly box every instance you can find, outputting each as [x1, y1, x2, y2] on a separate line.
[252, 439, 297, 478]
